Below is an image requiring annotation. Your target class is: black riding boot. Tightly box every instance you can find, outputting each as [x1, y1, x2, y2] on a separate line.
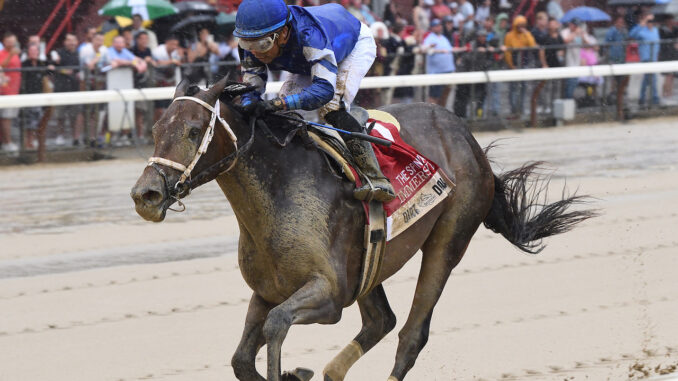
[325, 110, 395, 202]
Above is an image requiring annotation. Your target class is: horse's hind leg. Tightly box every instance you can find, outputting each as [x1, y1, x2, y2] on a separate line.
[388, 213, 482, 381]
[231, 293, 270, 381]
[323, 285, 396, 381]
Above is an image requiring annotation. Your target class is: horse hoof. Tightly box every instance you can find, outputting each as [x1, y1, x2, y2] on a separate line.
[282, 367, 314, 381]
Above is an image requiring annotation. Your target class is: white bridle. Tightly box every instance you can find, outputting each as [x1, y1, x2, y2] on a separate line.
[147, 96, 239, 193]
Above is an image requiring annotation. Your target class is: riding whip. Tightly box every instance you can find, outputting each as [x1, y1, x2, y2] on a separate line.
[273, 113, 393, 147]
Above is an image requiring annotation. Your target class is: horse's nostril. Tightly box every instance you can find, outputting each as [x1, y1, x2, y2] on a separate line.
[142, 190, 163, 206]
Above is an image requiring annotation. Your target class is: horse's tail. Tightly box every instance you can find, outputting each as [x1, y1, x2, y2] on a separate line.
[482, 162, 597, 254]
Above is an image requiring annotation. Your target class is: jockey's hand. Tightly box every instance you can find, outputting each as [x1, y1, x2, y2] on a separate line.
[244, 98, 286, 116]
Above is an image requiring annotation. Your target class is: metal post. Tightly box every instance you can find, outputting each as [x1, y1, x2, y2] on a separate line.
[84, 68, 91, 144]
[37, 107, 53, 163]
[37, 0, 68, 38]
[45, 0, 83, 53]
[531, 80, 546, 127]
[66, 0, 72, 33]
[18, 103, 25, 158]
[469, 51, 476, 120]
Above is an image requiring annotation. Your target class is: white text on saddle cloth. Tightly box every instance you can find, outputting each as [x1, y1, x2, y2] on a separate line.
[368, 120, 455, 241]
[393, 155, 436, 203]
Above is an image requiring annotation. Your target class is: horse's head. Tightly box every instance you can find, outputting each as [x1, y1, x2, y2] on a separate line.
[130, 76, 251, 222]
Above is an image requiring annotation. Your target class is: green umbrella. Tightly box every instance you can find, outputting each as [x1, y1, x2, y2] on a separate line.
[99, 0, 178, 20]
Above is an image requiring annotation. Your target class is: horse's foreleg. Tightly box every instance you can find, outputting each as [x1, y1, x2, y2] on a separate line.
[232, 293, 270, 381]
[263, 275, 342, 381]
[323, 285, 396, 381]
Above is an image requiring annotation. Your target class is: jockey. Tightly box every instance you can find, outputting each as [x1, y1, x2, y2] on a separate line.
[234, 0, 395, 202]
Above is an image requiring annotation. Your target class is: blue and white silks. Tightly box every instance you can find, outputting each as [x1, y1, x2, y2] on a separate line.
[240, 4, 363, 111]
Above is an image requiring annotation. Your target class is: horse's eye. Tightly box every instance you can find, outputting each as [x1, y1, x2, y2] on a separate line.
[189, 127, 201, 140]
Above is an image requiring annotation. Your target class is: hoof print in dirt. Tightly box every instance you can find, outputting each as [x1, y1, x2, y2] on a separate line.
[282, 367, 314, 381]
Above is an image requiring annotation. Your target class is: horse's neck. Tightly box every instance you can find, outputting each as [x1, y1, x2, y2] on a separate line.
[215, 135, 310, 235]
[214, 128, 364, 257]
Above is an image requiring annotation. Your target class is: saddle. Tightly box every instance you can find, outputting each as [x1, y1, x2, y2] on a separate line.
[306, 108, 455, 300]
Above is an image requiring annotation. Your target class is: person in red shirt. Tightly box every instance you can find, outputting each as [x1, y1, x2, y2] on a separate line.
[431, 0, 451, 20]
[0, 32, 22, 153]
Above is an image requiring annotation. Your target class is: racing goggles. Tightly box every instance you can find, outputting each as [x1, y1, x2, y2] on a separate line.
[238, 33, 279, 53]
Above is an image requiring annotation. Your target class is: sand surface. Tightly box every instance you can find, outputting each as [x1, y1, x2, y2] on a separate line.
[1, 117, 678, 381]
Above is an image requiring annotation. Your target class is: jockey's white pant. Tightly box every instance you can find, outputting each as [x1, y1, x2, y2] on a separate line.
[279, 23, 376, 118]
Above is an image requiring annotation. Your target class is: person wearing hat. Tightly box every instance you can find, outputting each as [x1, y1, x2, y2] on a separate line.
[493, 13, 510, 45]
[503, 15, 538, 115]
[442, 14, 459, 44]
[422, 18, 455, 105]
[234, 0, 395, 201]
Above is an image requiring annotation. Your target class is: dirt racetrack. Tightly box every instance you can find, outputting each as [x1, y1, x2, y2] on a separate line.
[1, 117, 677, 381]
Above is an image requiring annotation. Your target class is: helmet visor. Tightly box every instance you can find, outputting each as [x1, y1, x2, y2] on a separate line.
[238, 33, 278, 53]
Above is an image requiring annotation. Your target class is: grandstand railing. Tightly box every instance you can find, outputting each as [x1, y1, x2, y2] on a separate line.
[1, 61, 677, 109]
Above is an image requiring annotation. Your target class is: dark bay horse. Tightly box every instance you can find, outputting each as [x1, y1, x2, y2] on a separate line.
[130, 77, 594, 381]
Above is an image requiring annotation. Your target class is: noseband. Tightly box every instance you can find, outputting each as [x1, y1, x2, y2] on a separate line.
[146, 96, 239, 209]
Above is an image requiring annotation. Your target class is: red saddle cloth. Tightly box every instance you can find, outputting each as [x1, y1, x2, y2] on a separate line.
[361, 119, 454, 241]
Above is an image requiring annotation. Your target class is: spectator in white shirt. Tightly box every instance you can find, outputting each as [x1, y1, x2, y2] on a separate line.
[151, 35, 183, 120]
[475, 0, 491, 25]
[78, 27, 97, 53]
[79, 32, 107, 71]
[457, 0, 475, 35]
[449, 3, 465, 30]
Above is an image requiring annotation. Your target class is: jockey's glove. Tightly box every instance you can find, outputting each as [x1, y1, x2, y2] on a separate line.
[243, 97, 287, 116]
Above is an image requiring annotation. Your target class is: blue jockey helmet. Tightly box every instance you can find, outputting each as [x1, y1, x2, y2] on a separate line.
[234, 0, 290, 39]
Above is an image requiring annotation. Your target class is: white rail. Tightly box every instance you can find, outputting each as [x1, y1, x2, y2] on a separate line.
[1, 61, 677, 109]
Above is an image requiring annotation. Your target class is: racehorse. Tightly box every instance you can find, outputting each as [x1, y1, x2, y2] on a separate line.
[130, 76, 595, 381]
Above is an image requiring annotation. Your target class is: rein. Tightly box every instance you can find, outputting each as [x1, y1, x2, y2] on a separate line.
[146, 96, 305, 212]
[184, 116, 257, 190]
[186, 116, 303, 190]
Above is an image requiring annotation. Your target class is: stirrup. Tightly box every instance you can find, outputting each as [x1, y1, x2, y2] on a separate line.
[357, 177, 377, 203]
[354, 177, 395, 203]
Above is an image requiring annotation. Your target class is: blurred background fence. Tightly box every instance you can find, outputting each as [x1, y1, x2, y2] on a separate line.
[1, 0, 678, 162]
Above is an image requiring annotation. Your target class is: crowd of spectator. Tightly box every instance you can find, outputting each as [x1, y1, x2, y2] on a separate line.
[361, 0, 678, 119]
[0, 15, 240, 153]
[1, 0, 678, 154]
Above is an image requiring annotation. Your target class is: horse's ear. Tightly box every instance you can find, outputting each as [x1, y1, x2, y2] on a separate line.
[174, 78, 191, 99]
[206, 74, 231, 101]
